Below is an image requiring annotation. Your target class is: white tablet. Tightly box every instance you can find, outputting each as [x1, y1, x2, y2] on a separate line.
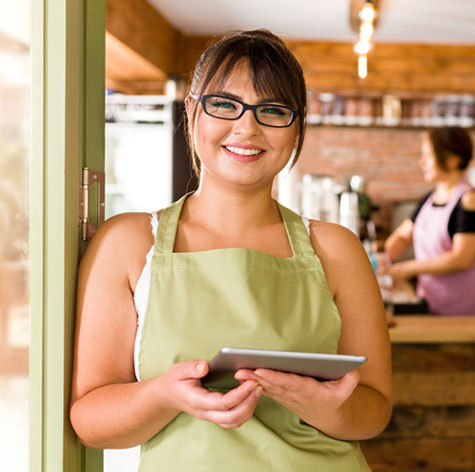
[202, 347, 367, 389]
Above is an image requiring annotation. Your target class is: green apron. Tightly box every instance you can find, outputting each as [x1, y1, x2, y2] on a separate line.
[138, 193, 371, 471]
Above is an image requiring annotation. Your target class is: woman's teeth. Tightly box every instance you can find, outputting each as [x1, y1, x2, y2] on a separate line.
[225, 146, 262, 156]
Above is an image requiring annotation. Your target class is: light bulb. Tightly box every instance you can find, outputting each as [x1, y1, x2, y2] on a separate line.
[354, 40, 371, 55]
[358, 55, 368, 79]
[360, 22, 374, 41]
[359, 4, 376, 22]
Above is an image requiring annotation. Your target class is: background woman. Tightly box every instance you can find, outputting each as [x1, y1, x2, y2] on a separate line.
[70, 30, 391, 470]
[385, 127, 475, 315]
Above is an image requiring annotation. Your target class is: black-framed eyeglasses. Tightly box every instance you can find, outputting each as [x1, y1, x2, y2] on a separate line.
[192, 94, 298, 128]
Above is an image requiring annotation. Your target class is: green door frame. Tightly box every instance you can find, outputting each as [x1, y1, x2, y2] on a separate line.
[30, 0, 105, 470]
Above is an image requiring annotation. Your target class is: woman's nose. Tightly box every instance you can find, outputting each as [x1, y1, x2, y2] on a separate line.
[420, 154, 431, 168]
[232, 109, 261, 135]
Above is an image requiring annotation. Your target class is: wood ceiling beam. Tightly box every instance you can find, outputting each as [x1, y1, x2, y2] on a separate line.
[105, 0, 181, 80]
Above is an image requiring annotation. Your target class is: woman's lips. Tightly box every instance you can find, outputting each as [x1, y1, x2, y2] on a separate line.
[222, 145, 265, 162]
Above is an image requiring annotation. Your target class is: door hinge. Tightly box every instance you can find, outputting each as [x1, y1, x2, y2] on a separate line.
[79, 167, 105, 240]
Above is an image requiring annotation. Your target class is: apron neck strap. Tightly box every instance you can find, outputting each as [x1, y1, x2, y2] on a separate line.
[154, 194, 315, 258]
[277, 203, 316, 258]
[154, 193, 190, 254]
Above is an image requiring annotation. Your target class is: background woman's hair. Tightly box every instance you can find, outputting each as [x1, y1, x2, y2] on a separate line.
[185, 29, 307, 177]
[428, 127, 473, 171]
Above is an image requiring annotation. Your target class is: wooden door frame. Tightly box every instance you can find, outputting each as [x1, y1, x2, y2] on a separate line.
[30, 0, 105, 470]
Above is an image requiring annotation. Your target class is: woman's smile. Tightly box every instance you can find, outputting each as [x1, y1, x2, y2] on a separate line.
[222, 143, 266, 163]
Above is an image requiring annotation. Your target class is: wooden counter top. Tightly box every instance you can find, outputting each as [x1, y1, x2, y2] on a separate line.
[389, 315, 475, 343]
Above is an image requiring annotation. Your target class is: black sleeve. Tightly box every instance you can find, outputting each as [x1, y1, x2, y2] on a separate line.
[448, 194, 475, 238]
[410, 192, 432, 223]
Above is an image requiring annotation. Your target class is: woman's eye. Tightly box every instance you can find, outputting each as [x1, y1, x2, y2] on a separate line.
[210, 99, 236, 109]
[260, 106, 286, 115]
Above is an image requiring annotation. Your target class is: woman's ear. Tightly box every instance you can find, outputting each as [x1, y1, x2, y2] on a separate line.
[184, 95, 192, 117]
[447, 153, 461, 171]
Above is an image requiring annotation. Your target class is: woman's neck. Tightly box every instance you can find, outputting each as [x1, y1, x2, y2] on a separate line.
[183, 181, 281, 238]
[433, 171, 465, 203]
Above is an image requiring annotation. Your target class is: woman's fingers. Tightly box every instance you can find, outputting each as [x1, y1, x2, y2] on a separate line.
[237, 367, 361, 416]
[205, 385, 263, 428]
[237, 368, 308, 393]
[234, 368, 261, 383]
[254, 369, 302, 389]
[187, 380, 258, 413]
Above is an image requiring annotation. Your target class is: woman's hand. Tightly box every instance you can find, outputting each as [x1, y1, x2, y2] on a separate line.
[389, 260, 417, 280]
[234, 368, 359, 426]
[160, 360, 262, 429]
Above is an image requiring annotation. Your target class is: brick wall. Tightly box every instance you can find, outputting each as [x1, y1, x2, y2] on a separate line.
[292, 127, 475, 238]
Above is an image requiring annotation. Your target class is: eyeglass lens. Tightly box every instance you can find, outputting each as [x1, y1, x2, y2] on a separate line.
[204, 96, 294, 127]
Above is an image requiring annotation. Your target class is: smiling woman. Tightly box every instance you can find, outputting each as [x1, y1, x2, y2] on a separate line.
[70, 29, 392, 472]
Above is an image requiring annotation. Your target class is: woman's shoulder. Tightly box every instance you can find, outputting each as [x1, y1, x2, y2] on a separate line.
[94, 211, 156, 245]
[306, 219, 371, 296]
[461, 188, 475, 211]
[307, 219, 362, 250]
[80, 212, 158, 275]
[306, 220, 365, 267]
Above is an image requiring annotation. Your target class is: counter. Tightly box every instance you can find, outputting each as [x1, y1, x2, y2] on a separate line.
[361, 315, 475, 471]
[388, 315, 475, 344]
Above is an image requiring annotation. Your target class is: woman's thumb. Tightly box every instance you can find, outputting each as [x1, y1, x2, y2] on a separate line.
[179, 360, 209, 379]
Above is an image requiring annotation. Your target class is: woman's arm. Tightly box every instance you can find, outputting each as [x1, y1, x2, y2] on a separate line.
[389, 233, 475, 279]
[70, 214, 260, 449]
[384, 218, 414, 262]
[237, 222, 392, 440]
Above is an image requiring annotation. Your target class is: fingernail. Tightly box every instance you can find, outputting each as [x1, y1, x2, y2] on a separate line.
[255, 387, 263, 398]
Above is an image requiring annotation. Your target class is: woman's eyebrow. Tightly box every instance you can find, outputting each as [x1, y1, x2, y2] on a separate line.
[212, 91, 283, 104]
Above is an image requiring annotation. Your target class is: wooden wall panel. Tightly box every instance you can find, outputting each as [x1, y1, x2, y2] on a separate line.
[361, 439, 474, 471]
[393, 372, 475, 406]
[381, 406, 475, 439]
[362, 341, 475, 471]
[391, 343, 474, 372]
[176, 38, 475, 94]
[286, 41, 475, 94]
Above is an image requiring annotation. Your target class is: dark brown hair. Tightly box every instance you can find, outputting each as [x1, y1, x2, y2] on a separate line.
[186, 29, 307, 177]
[428, 127, 473, 171]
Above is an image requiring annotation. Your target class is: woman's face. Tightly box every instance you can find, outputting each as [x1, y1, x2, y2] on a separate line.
[188, 62, 299, 190]
[419, 136, 445, 183]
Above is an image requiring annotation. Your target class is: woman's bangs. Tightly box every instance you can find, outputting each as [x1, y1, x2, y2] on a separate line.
[200, 46, 296, 108]
[249, 57, 295, 107]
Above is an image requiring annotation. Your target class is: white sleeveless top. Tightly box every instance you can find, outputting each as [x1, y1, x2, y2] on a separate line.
[133, 211, 311, 380]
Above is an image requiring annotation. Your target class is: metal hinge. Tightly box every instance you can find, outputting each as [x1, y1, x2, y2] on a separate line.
[79, 167, 105, 240]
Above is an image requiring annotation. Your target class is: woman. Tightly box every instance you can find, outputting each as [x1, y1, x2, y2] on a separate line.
[385, 127, 475, 315]
[70, 30, 391, 471]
